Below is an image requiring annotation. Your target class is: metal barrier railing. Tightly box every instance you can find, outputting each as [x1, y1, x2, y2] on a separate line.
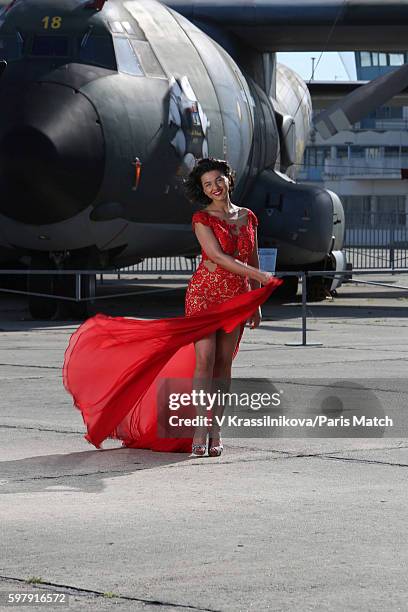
[118, 256, 199, 276]
[1, 268, 408, 347]
[294, 269, 408, 347]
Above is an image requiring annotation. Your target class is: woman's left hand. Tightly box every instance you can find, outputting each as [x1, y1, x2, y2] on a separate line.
[248, 307, 262, 329]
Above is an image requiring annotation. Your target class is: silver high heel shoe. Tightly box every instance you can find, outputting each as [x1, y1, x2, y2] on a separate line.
[208, 435, 224, 457]
[191, 432, 209, 457]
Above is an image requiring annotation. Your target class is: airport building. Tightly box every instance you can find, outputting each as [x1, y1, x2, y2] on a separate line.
[299, 51, 408, 229]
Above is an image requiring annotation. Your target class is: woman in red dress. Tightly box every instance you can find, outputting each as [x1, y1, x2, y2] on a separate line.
[63, 159, 281, 455]
[184, 158, 275, 457]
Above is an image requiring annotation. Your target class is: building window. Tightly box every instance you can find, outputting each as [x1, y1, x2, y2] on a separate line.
[360, 52, 371, 67]
[358, 51, 406, 68]
[343, 196, 372, 227]
[366, 147, 381, 159]
[377, 196, 406, 225]
[389, 53, 405, 66]
[350, 146, 364, 158]
[384, 147, 400, 158]
[379, 53, 387, 66]
[336, 147, 348, 159]
[343, 196, 371, 215]
[306, 147, 330, 167]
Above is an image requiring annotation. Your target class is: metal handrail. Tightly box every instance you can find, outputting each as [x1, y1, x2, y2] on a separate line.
[2, 268, 408, 346]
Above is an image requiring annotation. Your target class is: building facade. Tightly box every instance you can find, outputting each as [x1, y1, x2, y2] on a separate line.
[298, 52, 408, 230]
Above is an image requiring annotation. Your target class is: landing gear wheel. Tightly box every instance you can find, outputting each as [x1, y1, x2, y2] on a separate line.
[269, 276, 298, 302]
[58, 272, 96, 320]
[28, 258, 58, 320]
[306, 276, 331, 302]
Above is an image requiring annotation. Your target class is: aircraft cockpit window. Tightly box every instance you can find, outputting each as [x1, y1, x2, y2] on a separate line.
[79, 35, 117, 70]
[110, 21, 124, 34]
[0, 34, 23, 61]
[122, 22, 135, 35]
[130, 40, 166, 78]
[31, 36, 69, 57]
[113, 36, 143, 76]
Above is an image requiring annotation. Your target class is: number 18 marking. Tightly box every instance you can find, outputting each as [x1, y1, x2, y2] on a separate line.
[42, 16, 62, 29]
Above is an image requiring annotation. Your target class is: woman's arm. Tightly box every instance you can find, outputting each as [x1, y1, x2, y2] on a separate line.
[247, 225, 263, 328]
[194, 222, 272, 285]
[247, 227, 261, 291]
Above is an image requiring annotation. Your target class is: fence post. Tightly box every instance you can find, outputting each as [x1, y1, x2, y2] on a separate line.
[75, 274, 81, 302]
[390, 225, 395, 274]
[302, 273, 307, 346]
[285, 273, 322, 347]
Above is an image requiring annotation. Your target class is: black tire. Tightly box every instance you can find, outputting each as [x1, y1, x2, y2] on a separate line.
[27, 259, 58, 320]
[306, 276, 331, 302]
[58, 273, 96, 320]
[269, 276, 298, 302]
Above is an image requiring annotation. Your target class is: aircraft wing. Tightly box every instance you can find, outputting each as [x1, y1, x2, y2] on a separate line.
[308, 81, 408, 111]
[166, 0, 408, 51]
[313, 63, 408, 138]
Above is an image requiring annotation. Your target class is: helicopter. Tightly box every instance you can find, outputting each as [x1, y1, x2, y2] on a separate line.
[1, 0, 408, 318]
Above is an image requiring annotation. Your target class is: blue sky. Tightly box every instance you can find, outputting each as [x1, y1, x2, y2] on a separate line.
[277, 52, 357, 81]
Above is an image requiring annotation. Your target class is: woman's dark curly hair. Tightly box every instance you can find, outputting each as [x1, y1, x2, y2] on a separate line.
[184, 158, 235, 207]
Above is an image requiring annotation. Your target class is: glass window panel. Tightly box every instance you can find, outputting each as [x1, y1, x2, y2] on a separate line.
[371, 52, 379, 66]
[31, 36, 69, 57]
[122, 21, 134, 34]
[379, 53, 387, 66]
[79, 35, 116, 70]
[110, 21, 124, 33]
[363, 197, 371, 213]
[389, 53, 404, 66]
[391, 107, 403, 119]
[384, 147, 400, 157]
[316, 150, 324, 165]
[351, 147, 364, 158]
[360, 52, 371, 67]
[397, 196, 406, 213]
[366, 147, 381, 159]
[113, 37, 144, 76]
[130, 40, 165, 78]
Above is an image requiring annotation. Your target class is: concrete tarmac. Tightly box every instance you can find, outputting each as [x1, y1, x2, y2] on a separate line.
[1, 275, 407, 611]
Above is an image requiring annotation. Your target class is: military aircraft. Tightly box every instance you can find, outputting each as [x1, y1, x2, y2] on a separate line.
[1, 0, 408, 318]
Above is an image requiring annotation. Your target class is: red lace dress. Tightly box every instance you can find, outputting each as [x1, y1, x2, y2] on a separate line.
[63, 208, 282, 452]
[185, 209, 258, 316]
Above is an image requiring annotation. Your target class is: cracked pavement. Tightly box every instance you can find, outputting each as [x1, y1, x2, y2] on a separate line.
[1, 277, 408, 611]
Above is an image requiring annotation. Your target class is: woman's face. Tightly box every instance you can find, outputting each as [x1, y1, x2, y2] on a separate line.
[200, 170, 229, 203]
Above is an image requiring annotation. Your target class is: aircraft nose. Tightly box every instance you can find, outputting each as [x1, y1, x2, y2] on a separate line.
[0, 82, 105, 225]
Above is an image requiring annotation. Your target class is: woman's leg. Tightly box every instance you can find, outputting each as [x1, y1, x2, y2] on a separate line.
[210, 324, 242, 445]
[192, 333, 216, 448]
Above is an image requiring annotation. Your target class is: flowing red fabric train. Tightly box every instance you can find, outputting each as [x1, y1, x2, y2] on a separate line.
[63, 278, 282, 451]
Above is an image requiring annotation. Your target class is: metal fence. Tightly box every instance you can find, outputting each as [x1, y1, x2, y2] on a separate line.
[116, 256, 199, 277]
[344, 212, 408, 270]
